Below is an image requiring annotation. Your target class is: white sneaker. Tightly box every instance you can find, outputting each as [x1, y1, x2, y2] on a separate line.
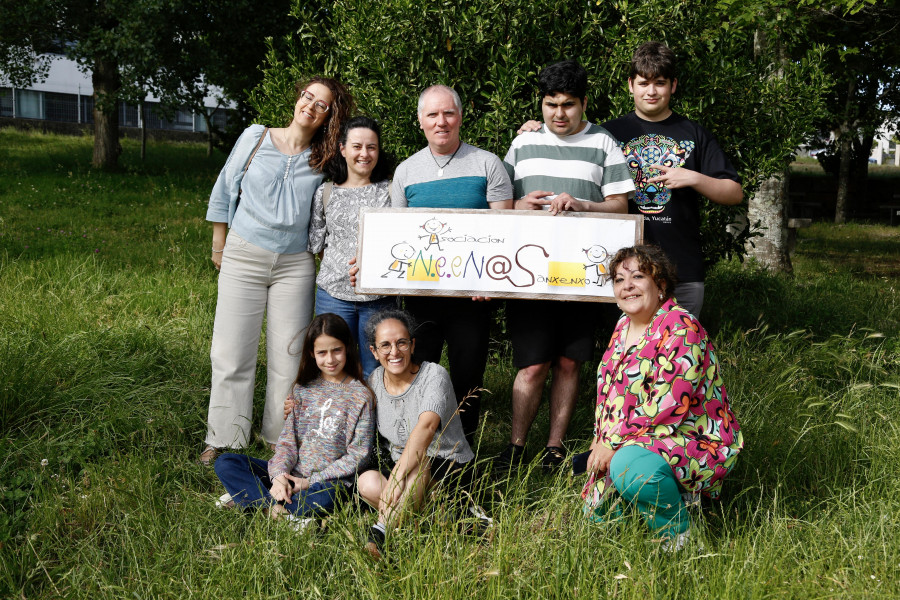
[282, 514, 316, 532]
[215, 493, 233, 508]
[468, 503, 494, 529]
[661, 529, 690, 553]
[681, 491, 702, 510]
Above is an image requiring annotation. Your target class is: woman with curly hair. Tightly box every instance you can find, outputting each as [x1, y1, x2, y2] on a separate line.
[201, 77, 355, 464]
[582, 245, 743, 551]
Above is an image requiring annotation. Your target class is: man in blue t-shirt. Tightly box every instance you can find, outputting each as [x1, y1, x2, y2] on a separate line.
[390, 85, 513, 445]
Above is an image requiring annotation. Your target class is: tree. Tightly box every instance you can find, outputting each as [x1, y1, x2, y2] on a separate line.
[250, 0, 828, 268]
[0, 0, 297, 167]
[0, 0, 181, 169]
[808, 3, 900, 223]
[149, 0, 299, 156]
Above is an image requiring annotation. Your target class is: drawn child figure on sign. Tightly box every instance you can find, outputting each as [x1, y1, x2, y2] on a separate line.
[419, 217, 450, 252]
[382, 242, 416, 278]
[583, 244, 610, 286]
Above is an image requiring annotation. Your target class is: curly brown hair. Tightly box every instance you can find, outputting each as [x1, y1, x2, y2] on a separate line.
[608, 245, 678, 301]
[293, 77, 355, 172]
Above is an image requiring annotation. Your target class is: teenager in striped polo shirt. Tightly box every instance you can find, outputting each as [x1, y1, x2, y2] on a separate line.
[498, 60, 635, 473]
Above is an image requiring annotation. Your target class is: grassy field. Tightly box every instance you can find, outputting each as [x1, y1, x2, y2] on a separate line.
[1, 129, 899, 598]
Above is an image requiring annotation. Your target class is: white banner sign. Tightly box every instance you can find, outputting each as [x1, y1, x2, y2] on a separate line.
[355, 208, 643, 302]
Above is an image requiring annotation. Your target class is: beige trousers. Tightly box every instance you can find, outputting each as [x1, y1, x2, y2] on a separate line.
[205, 231, 315, 448]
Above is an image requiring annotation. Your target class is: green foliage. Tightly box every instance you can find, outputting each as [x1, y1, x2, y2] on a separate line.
[2, 132, 900, 597]
[794, 2, 900, 219]
[250, 0, 828, 265]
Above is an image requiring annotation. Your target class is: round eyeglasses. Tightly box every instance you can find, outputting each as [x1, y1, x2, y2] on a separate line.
[374, 339, 411, 355]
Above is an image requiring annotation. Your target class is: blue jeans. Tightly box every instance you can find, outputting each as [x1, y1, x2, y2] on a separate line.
[214, 453, 344, 516]
[315, 288, 396, 379]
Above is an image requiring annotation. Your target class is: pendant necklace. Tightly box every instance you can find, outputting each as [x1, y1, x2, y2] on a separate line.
[430, 144, 461, 177]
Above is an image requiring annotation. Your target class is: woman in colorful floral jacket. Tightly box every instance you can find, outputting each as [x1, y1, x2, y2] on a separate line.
[582, 245, 743, 550]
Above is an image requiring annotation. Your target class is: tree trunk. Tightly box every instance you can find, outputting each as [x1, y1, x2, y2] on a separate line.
[745, 171, 792, 273]
[746, 28, 791, 272]
[140, 101, 147, 162]
[850, 130, 874, 212]
[204, 111, 213, 158]
[834, 125, 851, 224]
[91, 57, 121, 169]
[833, 78, 856, 224]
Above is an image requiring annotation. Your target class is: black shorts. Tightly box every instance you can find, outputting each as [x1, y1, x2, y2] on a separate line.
[506, 299, 601, 368]
[377, 455, 475, 488]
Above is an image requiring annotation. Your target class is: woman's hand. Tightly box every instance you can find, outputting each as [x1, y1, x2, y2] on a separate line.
[270, 474, 294, 502]
[211, 247, 223, 270]
[381, 474, 405, 510]
[270, 474, 307, 502]
[348, 256, 358, 287]
[283, 396, 296, 420]
[211, 222, 227, 271]
[587, 439, 616, 476]
[517, 119, 543, 135]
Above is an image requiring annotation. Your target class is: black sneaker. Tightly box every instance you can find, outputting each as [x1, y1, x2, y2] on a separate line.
[494, 443, 525, 471]
[365, 525, 385, 560]
[541, 446, 566, 474]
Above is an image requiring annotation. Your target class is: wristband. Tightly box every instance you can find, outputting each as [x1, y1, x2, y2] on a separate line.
[212, 248, 224, 253]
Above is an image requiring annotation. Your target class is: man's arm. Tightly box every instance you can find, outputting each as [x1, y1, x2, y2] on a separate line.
[523, 192, 627, 216]
[647, 164, 743, 206]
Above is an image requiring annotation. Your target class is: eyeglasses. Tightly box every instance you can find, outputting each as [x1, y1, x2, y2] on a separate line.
[374, 339, 411, 355]
[299, 90, 330, 114]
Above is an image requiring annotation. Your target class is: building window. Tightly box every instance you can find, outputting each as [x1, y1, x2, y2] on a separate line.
[120, 102, 139, 128]
[45, 92, 79, 122]
[0, 88, 13, 117]
[16, 89, 43, 119]
[81, 95, 94, 123]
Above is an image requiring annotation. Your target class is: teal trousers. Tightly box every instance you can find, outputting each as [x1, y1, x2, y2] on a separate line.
[593, 445, 690, 538]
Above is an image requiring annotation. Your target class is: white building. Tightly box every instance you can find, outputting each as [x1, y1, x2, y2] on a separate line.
[0, 54, 233, 132]
[870, 126, 899, 166]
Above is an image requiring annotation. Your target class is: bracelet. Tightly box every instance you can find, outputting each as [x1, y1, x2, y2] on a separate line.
[212, 248, 224, 253]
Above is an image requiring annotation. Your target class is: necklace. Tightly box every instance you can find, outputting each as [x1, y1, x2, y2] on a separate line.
[430, 144, 461, 177]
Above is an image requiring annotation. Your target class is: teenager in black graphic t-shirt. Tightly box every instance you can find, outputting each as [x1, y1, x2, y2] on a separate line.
[602, 42, 742, 316]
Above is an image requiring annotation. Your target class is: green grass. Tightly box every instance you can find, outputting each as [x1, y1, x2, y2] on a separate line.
[2, 130, 899, 598]
[790, 158, 900, 178]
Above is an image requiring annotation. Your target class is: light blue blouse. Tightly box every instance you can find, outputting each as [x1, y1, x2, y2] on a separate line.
[206, 125, 324, 254]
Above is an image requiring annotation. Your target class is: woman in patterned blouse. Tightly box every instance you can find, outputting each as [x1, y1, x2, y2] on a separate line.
[309, 116, 397, 378]
[582, 245, 743, 550]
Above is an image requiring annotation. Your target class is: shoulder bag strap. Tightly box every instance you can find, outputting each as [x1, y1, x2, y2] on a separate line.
[236, 126, 268, 207]
[243, 126, 269, 174]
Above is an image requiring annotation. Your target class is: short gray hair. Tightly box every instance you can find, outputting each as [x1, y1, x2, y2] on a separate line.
[417, 85, 462, 117]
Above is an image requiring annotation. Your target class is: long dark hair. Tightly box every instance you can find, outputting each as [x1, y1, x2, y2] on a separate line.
[293, 77, 355, 172]
[294, 313, 364, 388]
[323, 116, 395, 184]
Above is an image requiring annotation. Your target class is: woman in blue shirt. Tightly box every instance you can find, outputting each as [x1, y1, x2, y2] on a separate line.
[201, 77, 355, 464]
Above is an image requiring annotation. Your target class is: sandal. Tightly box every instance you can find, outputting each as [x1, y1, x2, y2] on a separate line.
[199, 445, 223, 466]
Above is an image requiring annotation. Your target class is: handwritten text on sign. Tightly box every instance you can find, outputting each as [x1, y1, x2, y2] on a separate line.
[355, 208, 643, 302]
